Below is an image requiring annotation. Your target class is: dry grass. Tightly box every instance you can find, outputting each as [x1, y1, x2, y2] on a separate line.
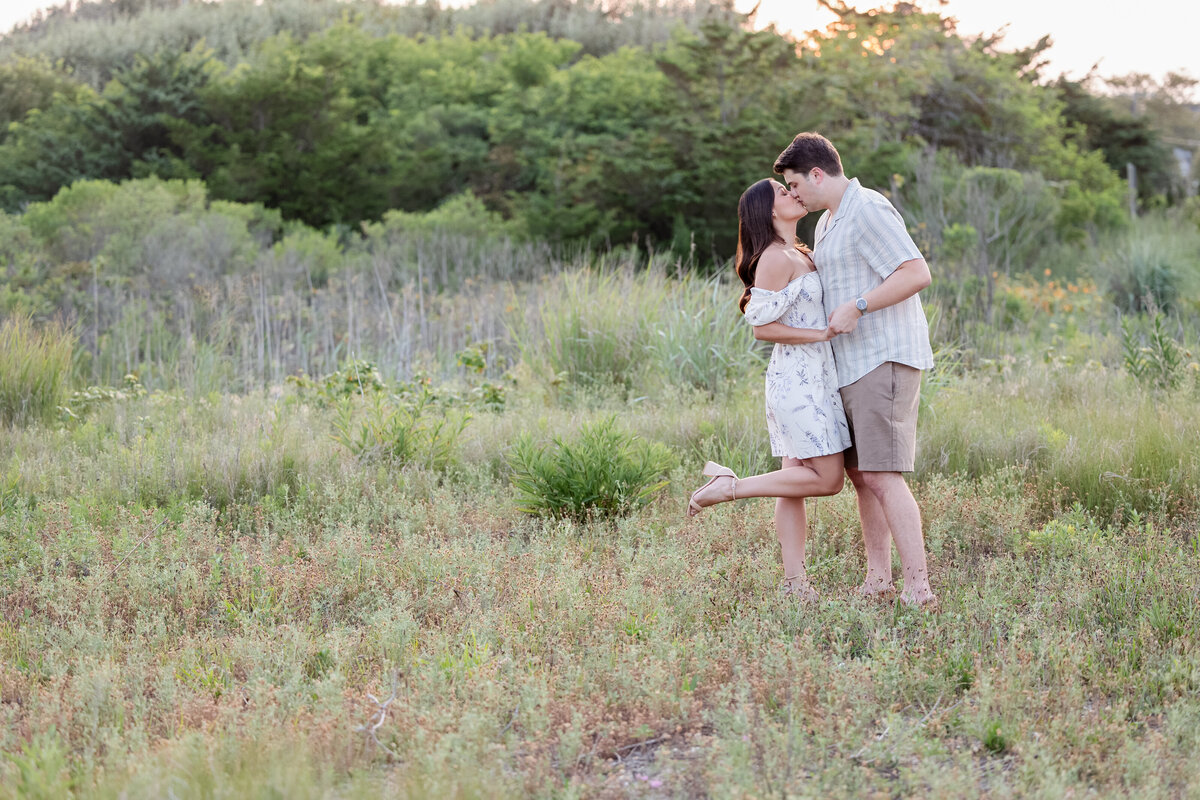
[1, 375, 1198, 798]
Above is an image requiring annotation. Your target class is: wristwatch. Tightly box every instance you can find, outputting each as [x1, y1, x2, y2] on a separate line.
[855, 297, 868, 315]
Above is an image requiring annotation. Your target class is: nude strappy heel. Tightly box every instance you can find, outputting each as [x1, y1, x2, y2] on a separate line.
[686, 461, 738, 517]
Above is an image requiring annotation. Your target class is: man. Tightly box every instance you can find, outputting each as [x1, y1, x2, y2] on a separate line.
[770, 132, 937, 607]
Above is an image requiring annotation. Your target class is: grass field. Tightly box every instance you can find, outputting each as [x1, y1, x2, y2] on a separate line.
[3, 290, 1200, 797]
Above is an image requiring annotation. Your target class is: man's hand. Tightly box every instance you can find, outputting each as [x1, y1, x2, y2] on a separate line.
[827, 301, 861, 335]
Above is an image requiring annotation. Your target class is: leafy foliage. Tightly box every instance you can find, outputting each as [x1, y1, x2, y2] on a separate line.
[0, 0, 1160, 253]
[331, 394, 469, 471]
[1121, 314, 1186, 391]
[507, 415, 672, 519]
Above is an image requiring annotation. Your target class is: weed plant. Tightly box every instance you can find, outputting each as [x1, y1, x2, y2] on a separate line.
[508, 415, 672, 519]
[331, 394, 469, 471]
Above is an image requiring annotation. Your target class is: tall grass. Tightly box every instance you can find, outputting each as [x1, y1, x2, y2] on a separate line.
[509, 268, 663, 391]
[0, 315, 74, 427]
[1095, 215, 1200, 315]
[918, 359, 1200, 520]
[508, 266, 761, 395]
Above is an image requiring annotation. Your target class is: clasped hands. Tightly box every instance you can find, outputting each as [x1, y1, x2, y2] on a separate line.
[820, 301, 864, 339]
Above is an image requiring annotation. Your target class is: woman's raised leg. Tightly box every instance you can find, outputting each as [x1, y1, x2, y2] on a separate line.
[737, 452, 844, 499]
[687, 452, 845, 513]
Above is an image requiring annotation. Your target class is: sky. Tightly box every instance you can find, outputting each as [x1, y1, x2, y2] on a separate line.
[737, 0, 1200, 81]
[0, 0, 1197, 81]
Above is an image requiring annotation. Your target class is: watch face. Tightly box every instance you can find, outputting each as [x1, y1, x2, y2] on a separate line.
[856, 298, 868, 311]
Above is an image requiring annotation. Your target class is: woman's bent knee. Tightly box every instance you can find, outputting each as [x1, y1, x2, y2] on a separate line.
[818, 471, 845, 496]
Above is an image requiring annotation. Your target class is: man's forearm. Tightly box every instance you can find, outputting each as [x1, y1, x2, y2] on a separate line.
[861, 258, 931, 313]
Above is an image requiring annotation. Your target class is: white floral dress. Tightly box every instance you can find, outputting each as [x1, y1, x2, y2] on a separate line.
[743, 271, 851, 460]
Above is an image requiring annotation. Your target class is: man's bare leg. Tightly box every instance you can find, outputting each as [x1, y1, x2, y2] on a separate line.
[849, 468, 894, 595]
[848, 468, 935, 604]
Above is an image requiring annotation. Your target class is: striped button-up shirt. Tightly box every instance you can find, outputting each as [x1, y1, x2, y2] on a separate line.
[813, 178, 934, 388]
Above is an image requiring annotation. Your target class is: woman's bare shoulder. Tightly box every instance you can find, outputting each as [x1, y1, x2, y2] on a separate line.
[755, 247, 798, 290]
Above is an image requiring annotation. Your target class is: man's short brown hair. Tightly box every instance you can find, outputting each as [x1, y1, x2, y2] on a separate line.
[774, 132, 843, 177]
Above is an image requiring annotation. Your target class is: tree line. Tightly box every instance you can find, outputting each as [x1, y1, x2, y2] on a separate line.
[0, 0, 1193, 258]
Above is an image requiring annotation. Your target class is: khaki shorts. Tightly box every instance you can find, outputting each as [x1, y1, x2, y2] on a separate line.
[840, 362, 922, 473]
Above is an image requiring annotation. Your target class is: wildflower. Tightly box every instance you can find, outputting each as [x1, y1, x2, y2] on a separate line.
[1044, 268, 1052, 277]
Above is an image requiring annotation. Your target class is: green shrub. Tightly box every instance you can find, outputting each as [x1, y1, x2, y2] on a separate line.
[312, 359, 388, 402]
[1098, 216, 1200, 314]
[507, 415, 672, 519]
[1121, 314, 1186, 391]
[0, 314, 74, 426]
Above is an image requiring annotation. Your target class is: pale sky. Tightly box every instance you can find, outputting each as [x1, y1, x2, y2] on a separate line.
[738, 0, 1200, 81]
[1, 0, 1196, 81]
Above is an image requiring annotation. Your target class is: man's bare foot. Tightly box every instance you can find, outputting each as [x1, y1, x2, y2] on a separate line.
[899, 589, 939, 610]
[856, 578, 895, 599]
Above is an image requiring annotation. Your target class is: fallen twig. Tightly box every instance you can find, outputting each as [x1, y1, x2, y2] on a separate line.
[614, 733, 670, 763]
[356, 670, 403, 761]
[499, 704, 519, 736]
[102, 515, 169, 584]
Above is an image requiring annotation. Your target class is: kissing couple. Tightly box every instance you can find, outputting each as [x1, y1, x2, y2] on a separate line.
[688, 132, 937, 609]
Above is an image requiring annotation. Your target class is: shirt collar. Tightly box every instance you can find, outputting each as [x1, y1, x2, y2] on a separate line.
[817, 178, 861, 243]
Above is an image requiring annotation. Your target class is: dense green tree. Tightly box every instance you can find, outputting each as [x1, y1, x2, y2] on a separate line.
[0, 0, 1149, 251]
[1055, 76, 1175, 202]
[0, 45, 218, 208]
[0, 56, 88, 137]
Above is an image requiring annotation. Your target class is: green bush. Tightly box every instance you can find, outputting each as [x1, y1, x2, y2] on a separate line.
[0, 314, 74, 426]
[1121, 314, 1186, 391]
[507, 415, 672, 520]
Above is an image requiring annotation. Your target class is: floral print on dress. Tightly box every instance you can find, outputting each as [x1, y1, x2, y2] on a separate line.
[743, 271, 851, 460]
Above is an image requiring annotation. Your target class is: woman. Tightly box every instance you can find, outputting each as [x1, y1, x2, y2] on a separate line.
[687, 178, 851, 602]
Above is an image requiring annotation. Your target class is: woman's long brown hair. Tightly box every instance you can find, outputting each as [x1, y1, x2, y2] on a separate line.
[735, 179, 809, 314]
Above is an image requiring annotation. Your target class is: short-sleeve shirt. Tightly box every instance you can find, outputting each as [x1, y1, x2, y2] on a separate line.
[812, 178, 934, 388]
